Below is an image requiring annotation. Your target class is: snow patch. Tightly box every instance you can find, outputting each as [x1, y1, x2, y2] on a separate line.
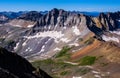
[25, 47, 32, 52]
[25, 31, 64, 39]
[60, 38, 70, 43]
[110, 31, 120, 35]
[92, 71, 100, 74]
[48, 26, 51, 30]
[29, 48, 33, 52]
[72, 48, 82, 52]
[40, 45, 45, 52]
[69, 43, 79, 47]
[14, 25, 22, 27]
[27, 24, 34, 28]
[94, 75, 101, 78]
[22, 40, 27, 46]
[73, 76, 82, 78]
[45, 38, 52, 44]
[54, 48, 61, 51]
[102, 35, 119, 43]
[63, 26, 67, 29]
[72, 26, 81, 35]
[14, 42, 20, 50]
[24, 31, 71, 43]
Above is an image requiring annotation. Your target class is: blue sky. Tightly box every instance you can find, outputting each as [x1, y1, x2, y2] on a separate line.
[0, 0, 120, 12]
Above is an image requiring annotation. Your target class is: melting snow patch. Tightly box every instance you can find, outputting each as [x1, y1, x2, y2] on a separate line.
[48, 26, 51, 30]
[72, 26, 81, 35]
[40, 48, 45, 52]
[25, 31, 64, 39]
[40, 45, 45, 52]
[69, 43, 79, 47]
[45, 38, 52, 44]
[14, 42, 20, 50]
[27, 24, 34, 28]
[60, 38, 70, 43]
[73, 76, 82, 78]
[24, 31, 72, 44]
[94, 75, 101, 78]
[102, 35, 119, 43]
[92, 71, 100, 74]
[29, 48, 33, 52]
[54, 24, 58, 30]
[110, 31, 120, 35]
[25, 47, 30, 52]
[14, 25, 22, 27]
[54, 48, 61, 51]
[63, 26, 67, 29]
[22, 40, 27, 46]
[25, 47, 33, 52]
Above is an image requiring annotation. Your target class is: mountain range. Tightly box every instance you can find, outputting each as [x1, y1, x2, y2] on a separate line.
[0, 8, 120, 78]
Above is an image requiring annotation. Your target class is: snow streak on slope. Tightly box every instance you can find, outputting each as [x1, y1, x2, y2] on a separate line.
[101, 30, 120, 44]
[102, 35, 119, 43]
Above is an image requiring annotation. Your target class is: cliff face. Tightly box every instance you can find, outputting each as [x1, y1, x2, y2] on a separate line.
[0, 47, 52, 78]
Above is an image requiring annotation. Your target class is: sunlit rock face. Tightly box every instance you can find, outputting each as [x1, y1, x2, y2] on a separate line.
[0, 9, 120, 60]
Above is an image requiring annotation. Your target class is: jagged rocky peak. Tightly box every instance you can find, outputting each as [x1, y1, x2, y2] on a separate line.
[0, 47, 52, 78]
[50, 8, 59, 15]
[18, 11, 42, 21]
[33, 8, 90, 32]
[97, 12, 120, 31]
[35, 8, 67, 27]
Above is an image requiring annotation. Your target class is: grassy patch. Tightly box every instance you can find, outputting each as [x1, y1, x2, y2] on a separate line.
[31, 58, 54, 68]
[31, 59, 74, 77]
[79, 56, 96, 65]
[55, 46, 71, 58]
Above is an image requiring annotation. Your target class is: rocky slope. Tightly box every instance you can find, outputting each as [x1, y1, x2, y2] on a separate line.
[0, 9, 120, 61]
[0, 47, 52, 78]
